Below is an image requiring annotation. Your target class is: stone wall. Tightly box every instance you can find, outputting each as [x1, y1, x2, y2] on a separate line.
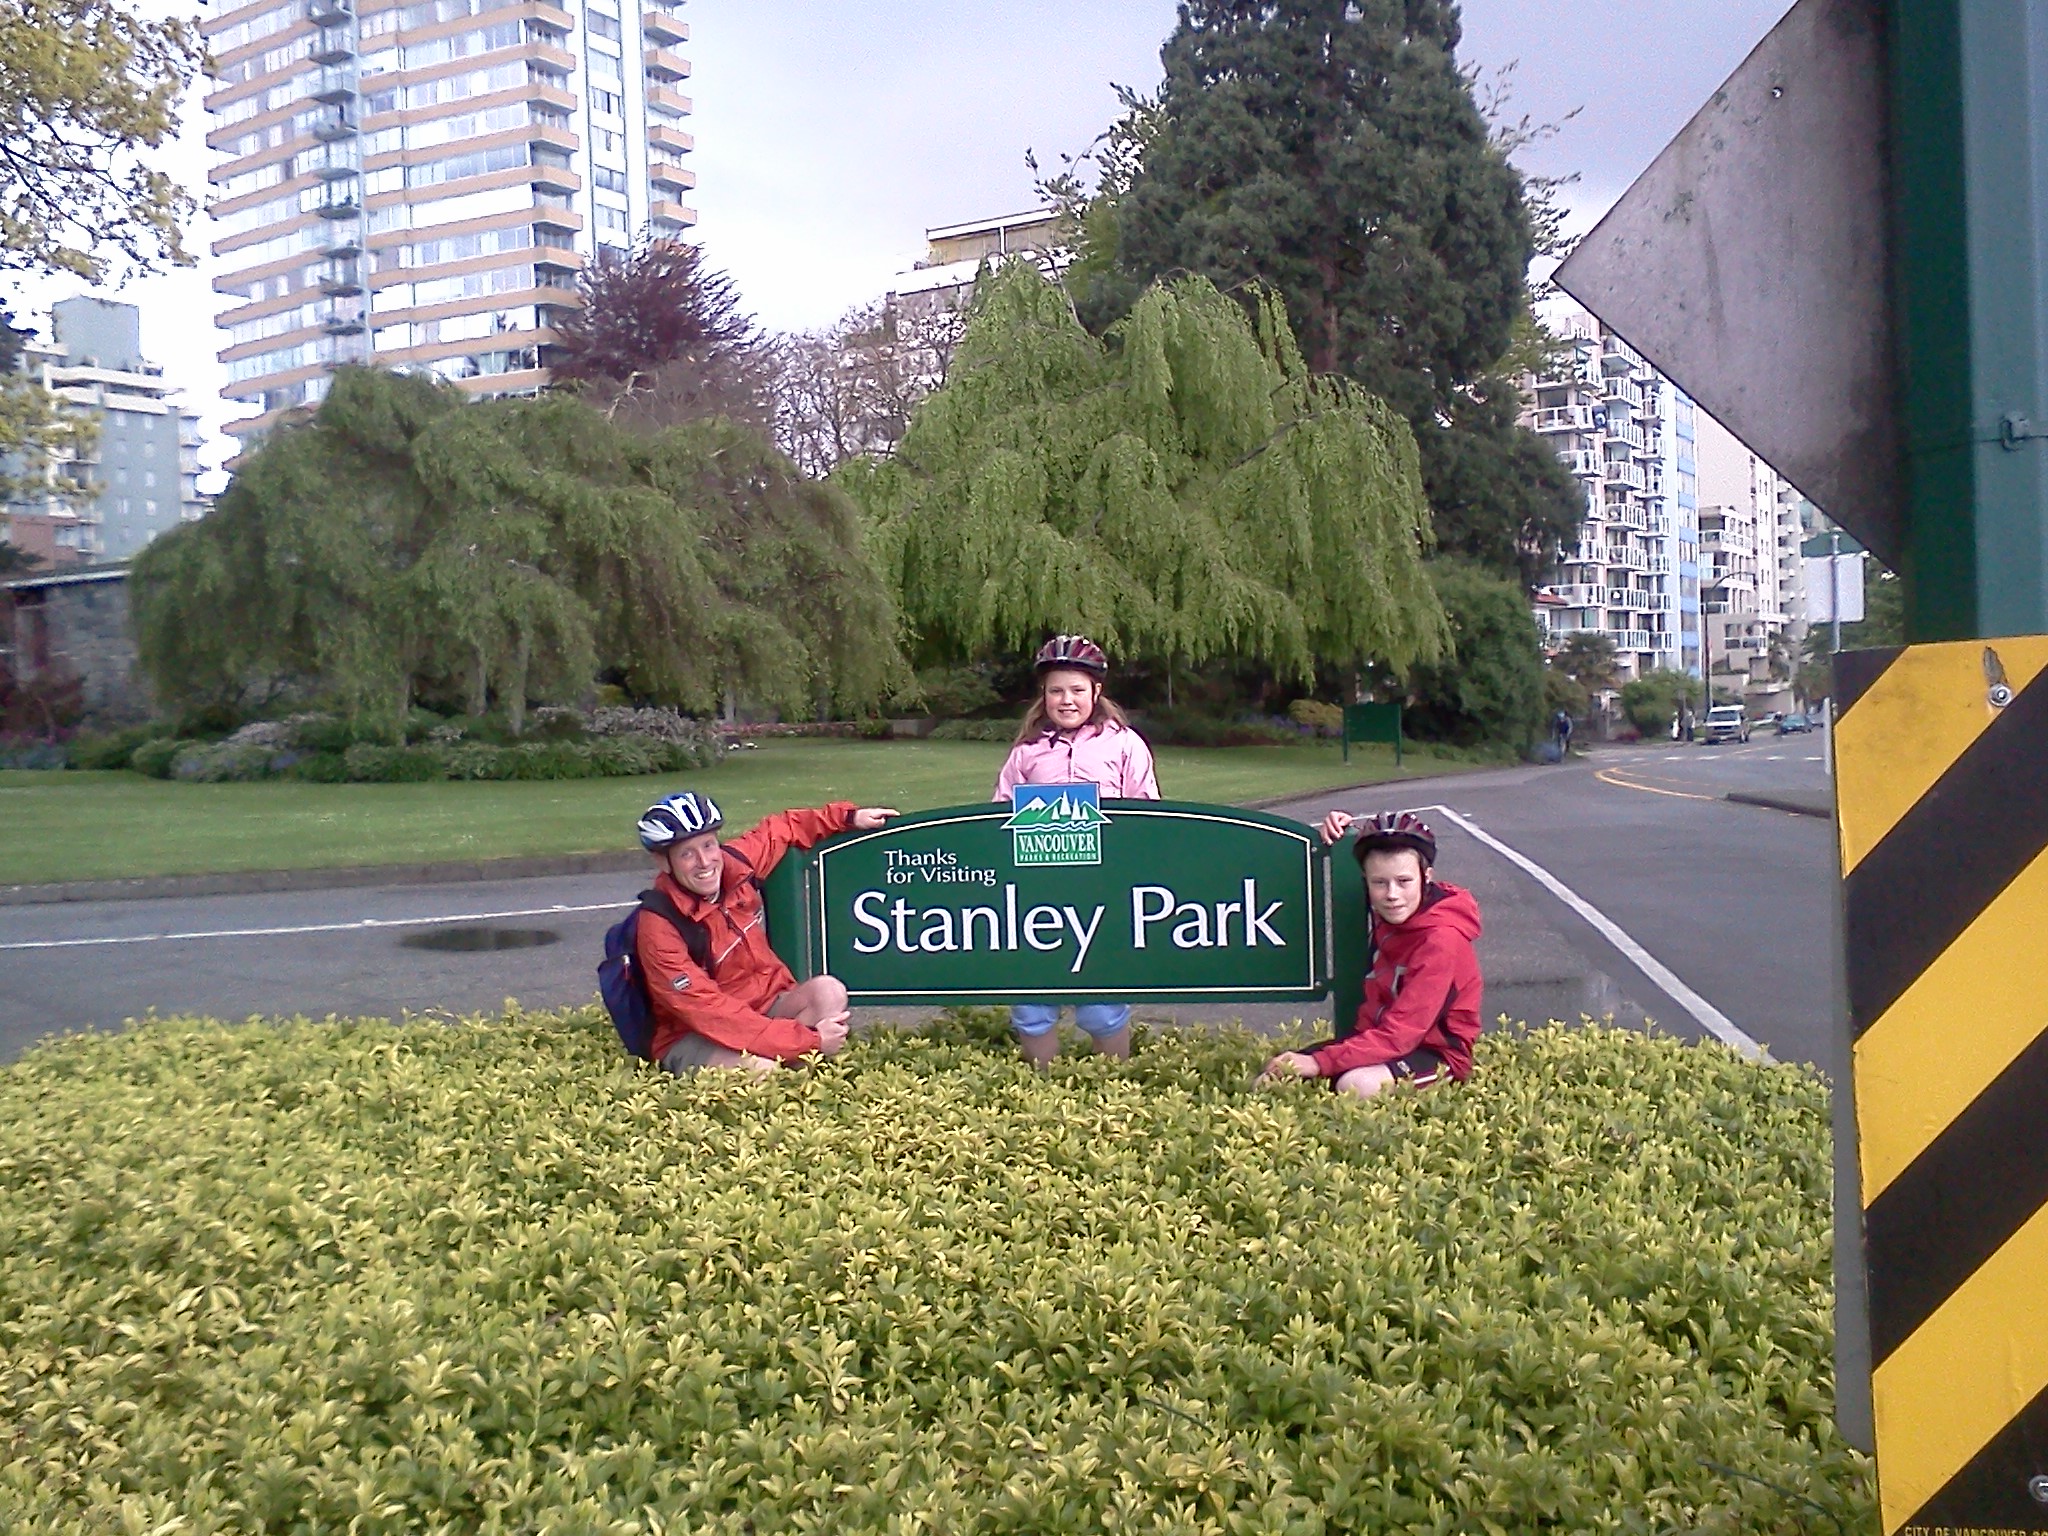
[1, 568, 150, 723]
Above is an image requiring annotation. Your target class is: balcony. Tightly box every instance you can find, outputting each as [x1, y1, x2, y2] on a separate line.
[1603, 374, 1644, 409]
[1551, 584, 1605, 608]
[322, 304, 368, 336]
[1605, 420, 1647, 453]
[648, 123, 693, 155]
[307, 141, 358, 179]
[318, 256, 364, 295]
[1605, 587, 1651, 612]
[310, 67, 358, 103]
[1531, 403, 1595, 435]
[1559, 447, 1600, 479]
[532, 197, 583, 232]
[646, 84, 691, 117]
[320, 225, 364, 257]
[642, 5, 687, 41]
[649, 197, 694, 227]
[308, 0, 352, 23]
[531, 155, 579, 192]
[312, 104, 356, 142]
[1648, 632, 1677, 651]
[649, 159, 696, 192]
[1603, 460, 1647, 491]
[1614, 629, 1653, 650]
[644, 45, 690, 80]
[315, 180, 361, 219]
[310, 26, 355, 64]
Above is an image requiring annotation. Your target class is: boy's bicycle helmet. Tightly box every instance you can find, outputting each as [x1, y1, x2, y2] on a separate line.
[1034, 634, 1109, 678]
[1352, 810, 1437, 868]
[637, 790, 724, 851]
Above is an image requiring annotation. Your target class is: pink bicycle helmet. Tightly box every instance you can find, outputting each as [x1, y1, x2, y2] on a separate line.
[1352, 810, 1437, 868]
[1033, 634, 1109, 677]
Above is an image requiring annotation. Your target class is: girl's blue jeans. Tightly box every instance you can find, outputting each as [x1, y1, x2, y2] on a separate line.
[1009, 1003, 1131, 1039]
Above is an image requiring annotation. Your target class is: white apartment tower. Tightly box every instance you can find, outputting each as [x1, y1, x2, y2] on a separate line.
[203, 0, 694, 446]
[1695, 414, 1809, 699]
[1521, 307, 1699, 680]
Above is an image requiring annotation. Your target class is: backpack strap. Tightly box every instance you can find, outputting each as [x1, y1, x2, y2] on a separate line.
[725, 844, 766, 896]
[637, 886, 712, 974]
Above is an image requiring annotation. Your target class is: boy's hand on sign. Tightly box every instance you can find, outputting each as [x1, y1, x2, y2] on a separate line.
[1257, 1051, 1318, 1085]
[850, 807, 899, 830]
[814, 1013, 851, 1056]
[1317, 810, 1355, 846]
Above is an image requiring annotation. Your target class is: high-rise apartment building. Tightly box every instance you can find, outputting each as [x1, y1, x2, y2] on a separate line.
[203, 0, 694, 447]
[1696, 413, 1807, 701]
[1521, 304, 1697, 681]
[3, 297, 207, 568]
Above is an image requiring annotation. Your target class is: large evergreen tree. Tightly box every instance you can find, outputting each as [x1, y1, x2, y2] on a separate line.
[1073, 0, 1582, 581]
[836, 263, 1448, 682]
[131, 369, 904, 729]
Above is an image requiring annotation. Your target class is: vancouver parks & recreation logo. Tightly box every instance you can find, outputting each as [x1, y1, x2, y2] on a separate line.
[1002, 784, 1107, 866]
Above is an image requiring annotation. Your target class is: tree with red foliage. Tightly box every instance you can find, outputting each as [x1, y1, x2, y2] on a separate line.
[549, 239, 769, 430]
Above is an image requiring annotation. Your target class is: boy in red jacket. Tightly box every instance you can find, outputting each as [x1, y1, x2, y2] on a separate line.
[634, 789, 898, 1077]
[1259, 810, 1483, 1097]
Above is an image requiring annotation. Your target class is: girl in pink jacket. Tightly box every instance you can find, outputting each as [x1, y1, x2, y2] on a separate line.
[992, 634, 1161, 1064]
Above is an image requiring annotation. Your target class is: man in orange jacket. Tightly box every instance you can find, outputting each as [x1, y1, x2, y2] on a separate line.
[634, 789, 898, 1076]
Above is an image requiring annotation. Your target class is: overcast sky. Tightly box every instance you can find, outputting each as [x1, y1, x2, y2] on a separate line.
[11, 0, 1795, 487]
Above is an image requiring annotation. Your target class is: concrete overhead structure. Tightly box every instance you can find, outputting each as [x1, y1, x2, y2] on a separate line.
[203, 0, 696, 447]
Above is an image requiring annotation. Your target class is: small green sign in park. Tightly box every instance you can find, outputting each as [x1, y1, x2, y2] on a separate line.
[762, 797, 1370, 1008]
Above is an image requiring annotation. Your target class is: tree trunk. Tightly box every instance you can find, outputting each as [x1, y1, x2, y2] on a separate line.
[468, 648, 489, 717]
[721, 686, 736, 724]
[508, 633, 531, 737]
[1166, 655, 1176, 710]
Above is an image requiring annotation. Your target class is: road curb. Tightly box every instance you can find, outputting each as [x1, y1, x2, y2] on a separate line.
[4, 767, 1498, 908]
[0, 850, 650, 908]
[1724, 790, 1833, 821]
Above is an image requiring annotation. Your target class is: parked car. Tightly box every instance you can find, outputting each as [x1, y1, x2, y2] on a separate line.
[1703, 705, 1751, 744]
[1777, 712, 1812, 735]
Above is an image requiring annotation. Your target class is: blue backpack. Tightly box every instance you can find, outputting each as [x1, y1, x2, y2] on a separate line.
[598, 888, 701, 1060]
[597, 852, 763, 1060]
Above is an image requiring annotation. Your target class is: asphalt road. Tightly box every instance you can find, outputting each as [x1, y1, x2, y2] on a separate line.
[0, 737, 1841, 1066]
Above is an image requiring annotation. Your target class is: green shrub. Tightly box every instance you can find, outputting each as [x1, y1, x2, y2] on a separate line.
[342, 743, 446, 782]
[928, 718, 1016, 742]
[285, 750, 350, 783]
[1402, 559, 1546, 749]
[1621, 669, 1703, 737]
[0, 1012, 1870, 1533]
[168, 741, 280, 782]
[66, 724, 162, 771]
[127, 737, 192, 779]
[904, 665, 1003, 719]
[1286, 698, 1343, 734]
[284, 714, 358, 754]
[1138, 710, 1304, 747]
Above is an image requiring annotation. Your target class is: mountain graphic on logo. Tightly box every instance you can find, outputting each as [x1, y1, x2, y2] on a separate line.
[1003, 790, 1108, 829]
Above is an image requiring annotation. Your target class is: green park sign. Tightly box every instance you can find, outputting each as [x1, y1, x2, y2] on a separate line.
[761, 798, 1370, 1007]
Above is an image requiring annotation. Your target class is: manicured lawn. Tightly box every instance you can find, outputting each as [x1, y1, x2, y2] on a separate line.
[0, 737, 1460, 885]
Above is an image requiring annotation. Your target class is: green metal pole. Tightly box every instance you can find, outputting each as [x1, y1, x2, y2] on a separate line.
[1889, 0, 2048, 641]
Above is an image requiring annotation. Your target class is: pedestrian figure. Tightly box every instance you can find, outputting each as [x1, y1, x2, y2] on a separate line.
[992, 634, 1160, 1065]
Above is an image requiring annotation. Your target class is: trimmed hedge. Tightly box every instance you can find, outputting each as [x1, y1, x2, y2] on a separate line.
[0, 1012, 1871, 1533]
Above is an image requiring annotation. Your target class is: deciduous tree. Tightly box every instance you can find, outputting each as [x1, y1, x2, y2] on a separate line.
[0, 0, 204, 283]
[131, 369, 905, 730]
[837, 263, 1448, 682]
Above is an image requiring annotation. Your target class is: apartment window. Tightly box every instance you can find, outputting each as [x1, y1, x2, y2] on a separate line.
[591, 125, 622, 156]
[588, 85, 621, 117]
[144, 471, 157, 489]
[593, 166, 627, 195]
[587, 11, 620, 40]
[595, 204, 628, 234]
[588, 45, 622, 81]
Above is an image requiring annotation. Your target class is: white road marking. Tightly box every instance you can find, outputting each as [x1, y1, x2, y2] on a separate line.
[1766, 754, 1784, 761]
[1698, 753, 1722, 761]
[1805, 755, 1824, 762]
[1411, 803, 1768, 1062]
[0, 901, 632, 953]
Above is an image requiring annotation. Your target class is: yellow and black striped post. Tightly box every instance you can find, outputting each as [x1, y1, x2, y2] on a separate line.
[1834, 635, 2048, 1534]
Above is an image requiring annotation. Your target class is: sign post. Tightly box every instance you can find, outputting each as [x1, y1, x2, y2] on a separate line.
[761, 800, 1366, 1010]
[1341, 703, 1402, 766]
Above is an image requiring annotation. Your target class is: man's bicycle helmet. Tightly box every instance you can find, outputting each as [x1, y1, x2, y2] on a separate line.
[637, 790, 724, 851]
[1352, 810, 1437, 868]
[1033, 634, 1109, 678]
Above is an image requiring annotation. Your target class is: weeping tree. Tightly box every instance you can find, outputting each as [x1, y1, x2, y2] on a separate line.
[131, 368, 905, 731]
[836, 263, 1448, 683]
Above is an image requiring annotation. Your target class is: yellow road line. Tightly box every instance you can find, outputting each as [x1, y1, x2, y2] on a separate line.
[1594, 766, 1718, 802]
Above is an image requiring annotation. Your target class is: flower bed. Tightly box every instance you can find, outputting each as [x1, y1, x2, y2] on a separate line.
[0, 1013, 1870, 1532]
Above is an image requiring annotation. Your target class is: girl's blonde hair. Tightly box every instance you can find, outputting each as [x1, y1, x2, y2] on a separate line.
[1014, 680, 1131, 743]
